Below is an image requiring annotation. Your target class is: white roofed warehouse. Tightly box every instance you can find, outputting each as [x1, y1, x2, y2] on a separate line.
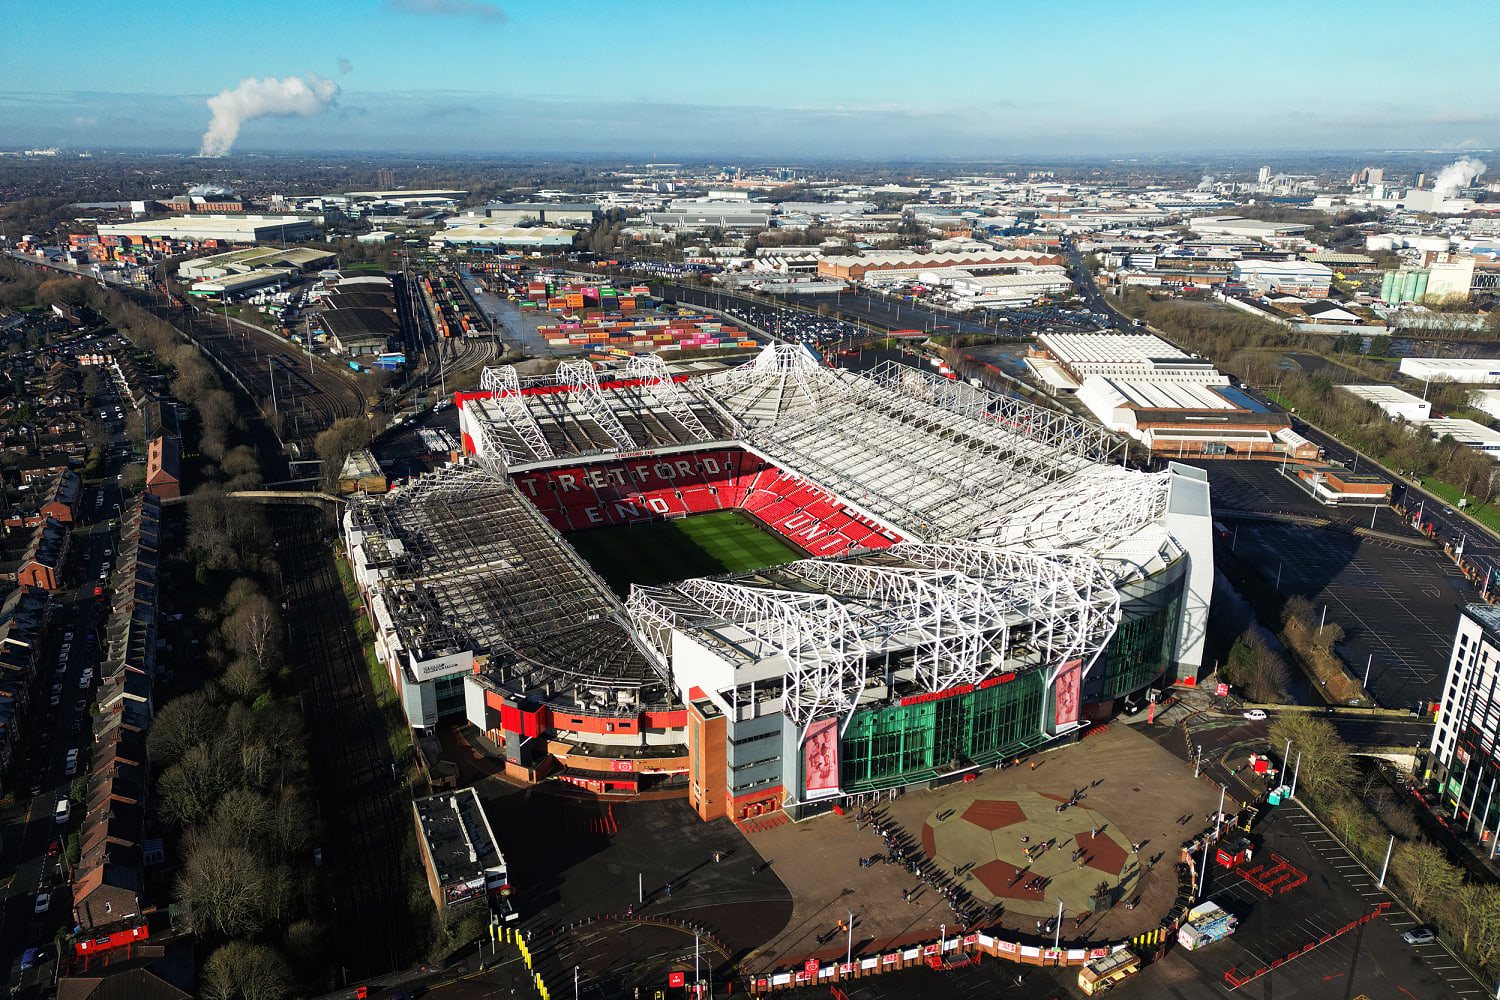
[343, 346, 1214, 824]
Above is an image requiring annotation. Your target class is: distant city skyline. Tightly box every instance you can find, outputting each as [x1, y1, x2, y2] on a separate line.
[4, 0, 1499, 158]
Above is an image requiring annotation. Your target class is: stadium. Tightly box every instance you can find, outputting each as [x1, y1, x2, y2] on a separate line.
[341, 346, 1213, 823]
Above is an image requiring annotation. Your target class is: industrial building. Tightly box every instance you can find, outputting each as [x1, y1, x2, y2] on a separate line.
[818, 250, 1063, 283]
[1229, 260, 1333, 298]
[178, 246, 335, 281]
[1339, 384, 1431, 422]
[467, 203, 599, 226]
[412, 788, 513, 914]
[643, 202, 775, 228]
[925, 269, 1073, 305]
[97, 214, 320, 243]
[1291, 464, 1392, 505]
[344, 348, 1215, 823]
[1399, 358, 1500, 386]
[435, 224, 577, 248]
[1027, 333, 1220, 388]
[1418, 417, 1500, 456]
[1188, 216, 1311, 239]
[1430, 605, 1500, 844]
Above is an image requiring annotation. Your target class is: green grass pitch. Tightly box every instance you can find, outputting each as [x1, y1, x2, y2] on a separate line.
[567, 509, 805, 595]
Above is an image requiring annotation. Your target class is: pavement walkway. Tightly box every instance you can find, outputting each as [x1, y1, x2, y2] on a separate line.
[744, 725, 1227, 967]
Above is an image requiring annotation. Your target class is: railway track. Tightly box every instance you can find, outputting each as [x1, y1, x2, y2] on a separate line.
[273, 508, 414, 979]
[135, 289, 367, 443]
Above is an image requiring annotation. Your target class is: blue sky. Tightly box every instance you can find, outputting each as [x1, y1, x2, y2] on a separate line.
[3, 0, 1499, 157]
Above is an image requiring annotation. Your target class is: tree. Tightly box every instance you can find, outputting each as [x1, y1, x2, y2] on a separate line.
[1453, 883, 1500, 965]
[314, 417, 376, 490]
[1391, 841, 1461, 912]
[146, 690, 224, 769]
[200, 942, 294, 1000]
[1221, 630, 1290, 704]
[1313, 622, 1345, 653]
[175, 826, 270, 938]
[156, 741, 237, 827]
[1266, 714, 1355, 799]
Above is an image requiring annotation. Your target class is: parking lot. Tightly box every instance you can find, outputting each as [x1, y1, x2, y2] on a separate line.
[1190, 460, 1471, 711]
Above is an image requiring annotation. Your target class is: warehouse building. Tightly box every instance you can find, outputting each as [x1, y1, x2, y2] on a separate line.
[1339, 384, 1431, 422]
[179, 246, 335, 281]
[643, 202, 775, 229]
[1229, 259, 1334, 298]
[97, 214, 320, 243]
[435, 224, 577, 248]
[1400, 358, 1500, 385]
[470, 202, 599, 226]
[819, 250, 1063, 282]
[1029, 333, 1220, 387]
[1419, 417, 1500, 456]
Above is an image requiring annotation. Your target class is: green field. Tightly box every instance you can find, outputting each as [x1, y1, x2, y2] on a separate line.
[568, 509, 804, 595]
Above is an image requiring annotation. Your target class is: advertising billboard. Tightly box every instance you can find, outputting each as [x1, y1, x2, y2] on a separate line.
[1054, 658, 1082, 729]
[803, 718, 840, 797]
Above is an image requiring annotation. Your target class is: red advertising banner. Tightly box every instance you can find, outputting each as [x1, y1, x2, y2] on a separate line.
[922, 943, 941, 956]
[996, 940, 1018, 954]
[804, 719, 839, 796]
[804, 959, 819, 975]
[669, 972, 686, 988]
[611, 760, 634, 772]
[839, 963, 855, 974]
[881, 953, 899, 964]
[962, 934, 978, 945]
[1054, 658, 1082, 728]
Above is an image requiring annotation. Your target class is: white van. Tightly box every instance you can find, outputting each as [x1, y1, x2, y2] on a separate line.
[53, 798, 70, 824]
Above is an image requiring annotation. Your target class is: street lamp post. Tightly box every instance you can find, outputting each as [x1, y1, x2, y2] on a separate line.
[1054, 898, 1063, 950]
[1290, 751, 1302, 798]
[846, 908, 853, 966]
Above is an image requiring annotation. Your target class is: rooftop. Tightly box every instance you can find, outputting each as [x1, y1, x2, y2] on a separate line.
[413, 788, 508, 891]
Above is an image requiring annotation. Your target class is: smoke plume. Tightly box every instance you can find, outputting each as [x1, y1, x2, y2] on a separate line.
[199, 73, 341, 157]
[1433, 157, 1487, 200]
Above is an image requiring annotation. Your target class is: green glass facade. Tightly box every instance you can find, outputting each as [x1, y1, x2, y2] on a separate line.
[1086, 595, 1182, 704]
[840, 671, 1047, 792]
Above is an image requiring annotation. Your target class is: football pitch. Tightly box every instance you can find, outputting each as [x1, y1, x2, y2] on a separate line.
[567, 509, 804, 595]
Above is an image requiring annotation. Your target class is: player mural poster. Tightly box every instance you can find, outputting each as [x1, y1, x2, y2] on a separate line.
[804, 718, 840, 797]
[1054, 658, 1082, 728]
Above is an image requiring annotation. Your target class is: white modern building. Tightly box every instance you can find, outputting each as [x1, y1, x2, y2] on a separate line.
[1032, 333, 1220, 383]
[1427, 257, 1477, 301]
[1338, 384, 1431, 422]
[97, 214, 320, 243]
[1418, 417, 1500, 456]
[1188, 216, 1310, 239]
[1431, 605, 1500, 842]
[1230, 260, 1333, 298]
[1400, 358, 1500, 385]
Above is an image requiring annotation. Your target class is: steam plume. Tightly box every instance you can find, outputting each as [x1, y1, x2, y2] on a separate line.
[1433, 157, 1487, 200]
[199, 73, 341, 157]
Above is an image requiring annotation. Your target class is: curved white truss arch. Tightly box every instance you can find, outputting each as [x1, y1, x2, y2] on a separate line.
[624, 354, 714, 442]
[476, 365, 554, 466]
[556, 360, 639, 450]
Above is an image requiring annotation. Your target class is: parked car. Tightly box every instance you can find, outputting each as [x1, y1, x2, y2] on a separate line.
[53, 799, 69, 824]
[1403, 926, 1437, 945]
[32, 893, 50, 914]
[1243, 709, 1268, 721]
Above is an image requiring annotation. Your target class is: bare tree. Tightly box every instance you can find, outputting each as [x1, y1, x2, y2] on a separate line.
[200, 942, 294, 1000]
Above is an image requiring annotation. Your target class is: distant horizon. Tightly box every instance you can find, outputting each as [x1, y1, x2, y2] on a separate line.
[4, 0, 1498, 160]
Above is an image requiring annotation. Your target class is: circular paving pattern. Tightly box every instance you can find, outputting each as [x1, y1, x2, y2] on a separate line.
[920, 790, 1139, 918]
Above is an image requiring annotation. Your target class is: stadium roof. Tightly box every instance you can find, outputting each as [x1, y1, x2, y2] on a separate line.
[355, 346, 1202, 723]
[469, 345, 1121, 541]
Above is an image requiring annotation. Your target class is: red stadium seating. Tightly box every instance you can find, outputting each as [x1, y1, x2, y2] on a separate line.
[511, 447, 900, 555]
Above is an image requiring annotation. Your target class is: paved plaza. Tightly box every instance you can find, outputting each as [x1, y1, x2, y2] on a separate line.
[746, 723, 1228, 967]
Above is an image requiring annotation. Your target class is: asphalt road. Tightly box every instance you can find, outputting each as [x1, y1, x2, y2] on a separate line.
[0, 440, 130, 988]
